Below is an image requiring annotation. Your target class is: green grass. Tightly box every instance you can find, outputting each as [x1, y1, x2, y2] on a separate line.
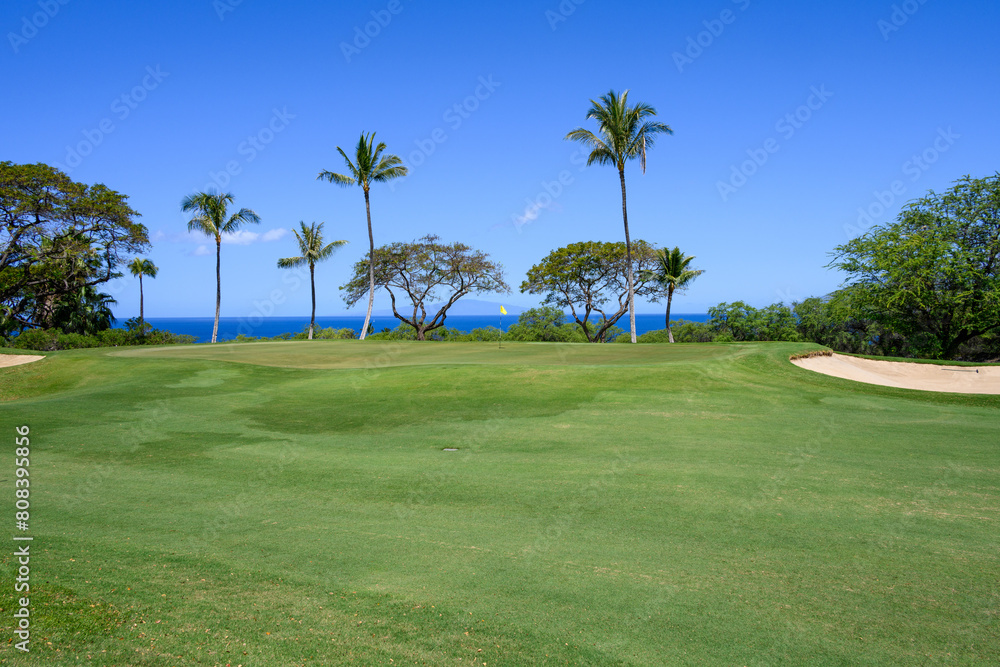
[1, 341, 998, 665]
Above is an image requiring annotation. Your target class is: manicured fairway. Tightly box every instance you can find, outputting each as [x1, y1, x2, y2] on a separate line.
[1, 341, 998, 665]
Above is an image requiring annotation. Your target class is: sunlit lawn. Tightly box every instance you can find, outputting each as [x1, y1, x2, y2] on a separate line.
[1, 341, 998, 665]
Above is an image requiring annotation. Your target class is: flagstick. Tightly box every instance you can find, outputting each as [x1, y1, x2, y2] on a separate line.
[499, 310, 502, 349]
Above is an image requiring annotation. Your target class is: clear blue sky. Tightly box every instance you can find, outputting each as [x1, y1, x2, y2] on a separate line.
[3, 0, 998, 319]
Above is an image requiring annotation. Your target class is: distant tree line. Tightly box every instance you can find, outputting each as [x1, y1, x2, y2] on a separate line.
[3, 152, 997, 360]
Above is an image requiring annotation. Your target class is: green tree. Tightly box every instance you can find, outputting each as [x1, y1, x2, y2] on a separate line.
[181, 191, 260, 344]
[707, 302, 800, 342]
[521, 240, 659, 343]
[504, 306, 585, 343]
[51, 285, 117, 335]
[830, 174, 1000, 359]
[641, 247, 704, 342]
[318, 132, 407, 340]
[1, 162, 147, 334]
[127, 258, 158, 335]
[277, 222, 348, 340]
[565, 90, 673, 343]
[341, 235, 508, 341]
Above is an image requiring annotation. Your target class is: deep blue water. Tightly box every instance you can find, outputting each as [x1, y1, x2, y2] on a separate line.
[143, 313, 709, 344]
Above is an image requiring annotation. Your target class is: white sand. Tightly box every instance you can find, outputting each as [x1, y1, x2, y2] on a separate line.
[792, 353, 1000, 394]
[0, 354, 44, 368]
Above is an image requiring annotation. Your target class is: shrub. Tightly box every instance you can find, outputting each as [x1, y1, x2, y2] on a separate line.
[9, 328, 61, 351]
[7, 326, 195, 350]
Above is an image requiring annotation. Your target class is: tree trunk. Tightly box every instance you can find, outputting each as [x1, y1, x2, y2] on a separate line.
[212, 238, 221, 344]
[309, 262, 316, 340]
[138, 273, 144, 335]
[360, 188, 375, 341]
[619, 168, 636, 343]
[666, 285, 674, 343]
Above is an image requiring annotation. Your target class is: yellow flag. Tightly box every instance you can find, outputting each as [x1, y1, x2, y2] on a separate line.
[500, 306, 507, 315]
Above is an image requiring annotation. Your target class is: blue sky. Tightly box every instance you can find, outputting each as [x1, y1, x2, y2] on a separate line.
[3, 0, 998, 319]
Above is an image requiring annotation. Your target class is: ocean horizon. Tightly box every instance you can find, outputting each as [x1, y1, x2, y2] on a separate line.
[141, 314, 710, 344]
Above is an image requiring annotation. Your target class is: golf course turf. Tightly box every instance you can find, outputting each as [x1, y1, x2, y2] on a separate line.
[1, 341, 998, 665]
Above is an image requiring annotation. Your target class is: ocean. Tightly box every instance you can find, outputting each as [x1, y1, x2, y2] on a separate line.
[143, 314, 709, 344]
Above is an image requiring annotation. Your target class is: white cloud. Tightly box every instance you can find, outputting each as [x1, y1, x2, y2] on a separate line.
[192, 245, 211, 256]
[221, 230, 260, 245]
[220, 228, 288, 245]
[261, 228, 289, 242]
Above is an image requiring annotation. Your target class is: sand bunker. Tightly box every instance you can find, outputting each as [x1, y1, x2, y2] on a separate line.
[792, 353, 1000, 394]
[0, 354, 44, 369]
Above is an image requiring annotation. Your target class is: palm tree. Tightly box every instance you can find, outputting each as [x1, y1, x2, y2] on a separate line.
[277, 222, 348, 340]
[641, 247, 704, 343]
[181, 191, 260, 343]
[566, 90, 673, 343]
[318, 132, 407, 340]
[52, 286, 117, 335]
[128, 258, 158, 335]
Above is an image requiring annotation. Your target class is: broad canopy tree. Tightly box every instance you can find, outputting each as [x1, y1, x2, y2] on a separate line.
[341, 235, 508, 341]
[831, 174, 1000, 359]
[0, 162, 148, 334]
[521, 240, 659, 343]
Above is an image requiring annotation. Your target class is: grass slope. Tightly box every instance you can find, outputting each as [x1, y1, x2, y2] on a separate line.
[1, 341, 998, 665]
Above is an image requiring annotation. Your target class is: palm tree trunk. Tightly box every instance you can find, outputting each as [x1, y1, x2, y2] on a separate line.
[138, 274, 145, 338]
[212, 238, 221, 344]
[619, 168, 636, 343]
[666, 285, 675, 343]
[309, 263, 316, 340]
[360, 188, 375, 341]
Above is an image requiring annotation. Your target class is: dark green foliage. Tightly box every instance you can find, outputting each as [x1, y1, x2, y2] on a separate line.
[792, 292, 1000, 361]
[830, 173, 1000, 359]
[504, 307, 584, 342]
[1, 162, 148, 332]
[341, 235, 509, 340]
[708, 301, 801, 342]
[521, 241, 658, 342]
[6, 322, 194, 350]
[50, 285, 117, 335]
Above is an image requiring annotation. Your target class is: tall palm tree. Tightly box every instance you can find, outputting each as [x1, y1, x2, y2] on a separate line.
[641, 247, 704, 343]
[128, 258, 158, 335]
[318, 132, 407, 340]
[566, 90, 673, 343]
[277, 222, 348, 340]
[181, 191, 260, 343]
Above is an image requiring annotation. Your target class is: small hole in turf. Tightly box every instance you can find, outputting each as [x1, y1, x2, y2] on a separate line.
[442, 448, 459, 452]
